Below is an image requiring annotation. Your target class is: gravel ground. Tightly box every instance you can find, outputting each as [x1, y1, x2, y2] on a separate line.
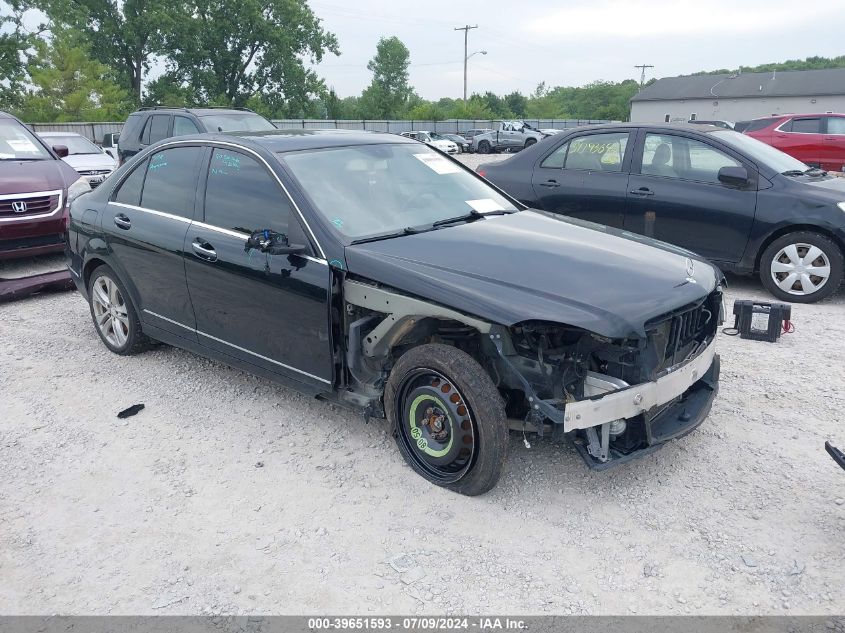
[1, 173, 844, 615]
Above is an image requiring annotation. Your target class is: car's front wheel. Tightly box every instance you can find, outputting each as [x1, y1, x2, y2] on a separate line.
[87, 265, 152, 355]
[385, 343, 508, 496]
[476, 140, 491, 154]
[524, 138, 537, 149]
[759, 232, 843, 303]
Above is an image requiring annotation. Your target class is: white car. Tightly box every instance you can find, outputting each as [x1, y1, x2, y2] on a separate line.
[401, 131, 459, 154]
[37, 131, 118, 189]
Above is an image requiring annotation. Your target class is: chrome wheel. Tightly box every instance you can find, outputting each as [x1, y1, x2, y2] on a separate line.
[770, 242, 831, 296]
[91, 275, 130, 347]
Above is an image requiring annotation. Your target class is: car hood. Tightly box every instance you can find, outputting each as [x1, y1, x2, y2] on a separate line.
[62, 153, 117, 171]
[429, 140, 455, 149]
[0, 159, 78, 194]
[344, 210, 719, 340]
[796, 174, 845, 199]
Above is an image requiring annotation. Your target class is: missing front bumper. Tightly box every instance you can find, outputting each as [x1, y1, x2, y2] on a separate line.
[574, 354, 720, 470]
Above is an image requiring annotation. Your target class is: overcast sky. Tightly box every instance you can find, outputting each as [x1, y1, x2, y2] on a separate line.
[306, 0, 845, 99]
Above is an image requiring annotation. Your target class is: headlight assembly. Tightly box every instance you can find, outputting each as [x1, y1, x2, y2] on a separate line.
[67, 176, 91, 205]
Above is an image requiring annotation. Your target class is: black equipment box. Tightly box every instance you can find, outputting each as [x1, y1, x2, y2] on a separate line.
[731, 300, 792, 342]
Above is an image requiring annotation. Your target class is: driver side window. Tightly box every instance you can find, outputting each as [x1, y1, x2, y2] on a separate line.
[204, 148, 308, 250]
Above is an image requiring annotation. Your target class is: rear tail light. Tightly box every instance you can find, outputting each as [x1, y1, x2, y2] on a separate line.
[477, 169, 486, 178]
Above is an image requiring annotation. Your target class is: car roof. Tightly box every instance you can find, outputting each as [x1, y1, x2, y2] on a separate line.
[134, 107, 263, 116]
[749, 113, 844, 121]
[168, 129, 418, 153]
[568, 121, 725, 133]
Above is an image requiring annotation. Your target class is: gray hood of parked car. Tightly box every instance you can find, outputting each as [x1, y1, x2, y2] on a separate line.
[344, 210, 719, 340]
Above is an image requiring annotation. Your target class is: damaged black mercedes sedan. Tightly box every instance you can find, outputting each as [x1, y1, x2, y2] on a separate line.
[66, 130, 723, 495]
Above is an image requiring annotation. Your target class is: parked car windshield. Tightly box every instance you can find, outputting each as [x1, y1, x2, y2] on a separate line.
[42, 135, 102, 155]
[0, 120, 51, 160]
[280, 143, 517, 240]
[197, 113, 276, 132]
[712, 130, 808, 173]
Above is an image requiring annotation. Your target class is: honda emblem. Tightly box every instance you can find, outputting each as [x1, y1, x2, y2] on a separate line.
[11, 200, 27, 213]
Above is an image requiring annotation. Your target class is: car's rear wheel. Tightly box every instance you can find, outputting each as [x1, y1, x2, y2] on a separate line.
[524, 138, 537, 149]
[88, 265, 152, 355]
[759, 232, 843, 303]
[476, 140, 491, 154]
[384, 343, 508, 496]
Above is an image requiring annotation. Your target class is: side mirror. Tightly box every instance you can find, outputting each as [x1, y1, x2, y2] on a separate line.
[718, 165, 749, 186]
[245, 229, 306, 256]
[52, 145, 69, 158]
[266, 243, 306, 256]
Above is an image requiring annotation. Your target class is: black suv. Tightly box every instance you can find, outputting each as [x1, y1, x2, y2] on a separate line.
[67, 130, 723, 494]
[116, 106, 276, 164]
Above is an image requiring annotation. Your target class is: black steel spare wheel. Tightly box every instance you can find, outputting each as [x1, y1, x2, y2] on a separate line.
[385, 343, 508, 495]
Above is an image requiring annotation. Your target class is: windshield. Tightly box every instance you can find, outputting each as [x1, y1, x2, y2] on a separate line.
[712, 130, 809, 173]
[0, 120, 51, 160]
[197, 112, 276, 132]
[280, 143, 517, 241]
[42, 135, 101, 155]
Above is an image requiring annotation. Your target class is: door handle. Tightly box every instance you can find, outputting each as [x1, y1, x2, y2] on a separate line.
[539, 179, 560, 188]
[113, 214, 131, 229]
[629, 187, 654, 196]
[192, 239, 218, 262]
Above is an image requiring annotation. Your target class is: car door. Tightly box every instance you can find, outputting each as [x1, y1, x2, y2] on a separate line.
[184, 145, 333, 388]
[103, 144, 203, 338]
[624, 130, 757, 263]
[773, 117, 824, 167]
[530, 130, 633, 228]
[822, 116, 845, 172]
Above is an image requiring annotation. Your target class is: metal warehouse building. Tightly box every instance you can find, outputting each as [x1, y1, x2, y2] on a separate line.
[630, 68, 845, 123]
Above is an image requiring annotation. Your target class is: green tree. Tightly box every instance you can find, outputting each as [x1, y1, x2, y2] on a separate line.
[0, 0, 41, 110]
[504, 91, 527, 117]
[359, 36, 412, 118]
[162, 0, 338, 110]
[36, 0, 173, 104]
[18, 29, 131, 121]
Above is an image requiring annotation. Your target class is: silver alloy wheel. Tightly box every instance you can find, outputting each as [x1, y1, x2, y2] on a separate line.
[770, 242, 832, 296]
[91, 275, 130, 347]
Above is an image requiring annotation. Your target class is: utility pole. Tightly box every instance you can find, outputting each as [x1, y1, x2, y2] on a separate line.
[634, 64, 654, 90]
[455, 24, 478, 101]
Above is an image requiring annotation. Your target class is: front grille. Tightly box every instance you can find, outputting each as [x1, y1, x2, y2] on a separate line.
[647, 295, 716, 372]
[78, 170, 112, 189]
[0, 195, 60, 218]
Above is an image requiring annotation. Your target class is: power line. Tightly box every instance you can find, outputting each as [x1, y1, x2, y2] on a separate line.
[455, 24, 478, 101]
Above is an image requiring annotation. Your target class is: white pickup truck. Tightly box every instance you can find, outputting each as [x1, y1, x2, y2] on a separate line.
[472, 121, 548, 154]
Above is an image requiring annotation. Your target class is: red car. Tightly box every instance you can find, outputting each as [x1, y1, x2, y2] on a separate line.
[743, 113, 845, 173]
[0, 111, 90, 299]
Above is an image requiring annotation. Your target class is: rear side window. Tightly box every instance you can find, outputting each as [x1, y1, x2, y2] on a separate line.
[142, 114, 171, 145]
[204, 148, 290, 235]
[744, 118, 777, 133]
[113, 158, 148, 206]
[789, 117, 821, 134]
[540, 141, 569, 168]
[564, 132, 629, 172]
[139, 146, 202, 218]
[120, 114, 143, 145]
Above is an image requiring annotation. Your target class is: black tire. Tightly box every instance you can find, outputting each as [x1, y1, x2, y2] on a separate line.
[87, 264, 152, 355]
[476, 140, 491, 154]
[384, 343, 508, 496]
[524, 138, 537, 149]
[759, 231, 843, 303]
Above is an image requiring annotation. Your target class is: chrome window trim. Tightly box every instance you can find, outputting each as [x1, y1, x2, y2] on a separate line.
[115, 138, 327, 260]
[142, 308, 331, 384]
[0, 189, 63, 223]
[111, 201, 191, 224]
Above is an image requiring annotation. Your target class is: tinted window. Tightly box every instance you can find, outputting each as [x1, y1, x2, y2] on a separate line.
[148, 115, 171, 144]
[641, 133, 740, 184]
[139, 147, 201, 217]
[204, 149, 289, 235]
[826, 117, 845, 135]
[0, 119, 51, 160]
[744, 118, 777, 133]
[196, 112, 275, 132]
[564, 132, 628, 172]
[790, 118, 821, 134]
[173, 116, 200, 136]
[540, 141, 568, 169]
[113, 158, 148, 206]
